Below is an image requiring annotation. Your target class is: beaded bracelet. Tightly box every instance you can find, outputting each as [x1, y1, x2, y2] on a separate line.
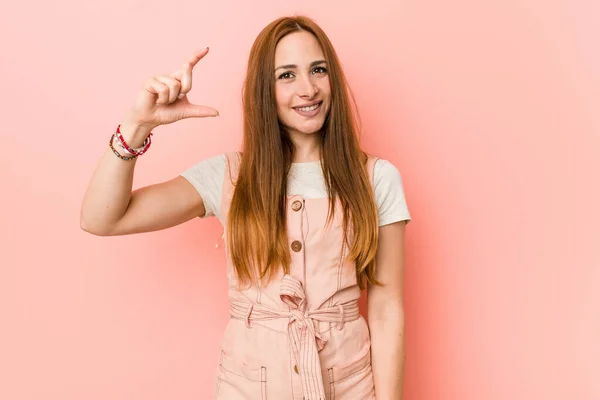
[116, 136, 147, 155]
[109, 134, 137, 161]
[114, 124, 153, 156]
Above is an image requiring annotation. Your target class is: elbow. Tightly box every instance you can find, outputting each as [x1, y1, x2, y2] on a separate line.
[80, 215, 111, 236]
[80, 219, 104, 236]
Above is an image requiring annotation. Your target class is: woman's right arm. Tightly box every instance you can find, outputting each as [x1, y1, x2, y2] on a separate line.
[80, 48, 219, 236]
[79, 122, 207, 236]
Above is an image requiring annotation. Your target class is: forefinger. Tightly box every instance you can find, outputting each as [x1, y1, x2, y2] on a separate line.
[178, 47, 210, 94]
[186, 47, 209, 69]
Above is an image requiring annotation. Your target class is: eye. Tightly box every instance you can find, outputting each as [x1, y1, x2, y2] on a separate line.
[312, 66, 327, 75]
[278, 71, 294, 80]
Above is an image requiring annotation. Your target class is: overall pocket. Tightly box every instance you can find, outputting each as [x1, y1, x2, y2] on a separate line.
[215, 350, 267, 400]
[326, 345, 374, 400]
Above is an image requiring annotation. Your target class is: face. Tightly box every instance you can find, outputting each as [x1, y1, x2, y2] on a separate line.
[273, 31, 331, 139]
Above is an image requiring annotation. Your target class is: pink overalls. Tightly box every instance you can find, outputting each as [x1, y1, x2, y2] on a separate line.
[213, 151, 378, 400]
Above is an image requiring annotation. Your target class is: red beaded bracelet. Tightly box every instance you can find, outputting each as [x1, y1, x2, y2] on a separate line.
[114, 124, 153, 156]
[115, 136, 145, 155]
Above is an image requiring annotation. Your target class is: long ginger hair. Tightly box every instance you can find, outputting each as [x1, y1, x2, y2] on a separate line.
[227, 15, 381, 290]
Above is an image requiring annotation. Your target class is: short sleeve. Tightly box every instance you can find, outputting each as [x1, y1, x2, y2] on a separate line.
[373, 159, 412, 227]
[179, 153, 226, 221]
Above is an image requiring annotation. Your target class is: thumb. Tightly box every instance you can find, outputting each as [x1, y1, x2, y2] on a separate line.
[181, 103, 220, 118]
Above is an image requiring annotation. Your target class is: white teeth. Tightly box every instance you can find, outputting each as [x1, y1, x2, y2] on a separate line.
[296, 103, 320, 112]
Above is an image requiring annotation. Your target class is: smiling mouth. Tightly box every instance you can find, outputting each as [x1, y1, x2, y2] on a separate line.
[293, 101, 322, 112]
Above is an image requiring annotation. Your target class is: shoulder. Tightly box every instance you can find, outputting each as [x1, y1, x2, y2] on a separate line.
[373, 158, 403, 184]
[362, 154, 404, 188]
[368, 156, 412, 226]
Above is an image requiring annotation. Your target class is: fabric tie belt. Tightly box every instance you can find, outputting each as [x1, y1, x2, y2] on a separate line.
[229, 274, 360, 400]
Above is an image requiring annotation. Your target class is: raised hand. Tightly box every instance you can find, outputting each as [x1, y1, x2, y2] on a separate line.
[124, 47, 219, 130]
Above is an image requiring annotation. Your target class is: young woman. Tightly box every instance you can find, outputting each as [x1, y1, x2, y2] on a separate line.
[81, 15, 411, 400]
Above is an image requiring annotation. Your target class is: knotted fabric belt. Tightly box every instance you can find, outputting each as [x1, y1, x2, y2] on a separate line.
[229, 274, 360, 400]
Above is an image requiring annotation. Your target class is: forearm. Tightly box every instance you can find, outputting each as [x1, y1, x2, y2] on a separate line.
[369, 308, 406, 400]
[80, 121, 152, 234]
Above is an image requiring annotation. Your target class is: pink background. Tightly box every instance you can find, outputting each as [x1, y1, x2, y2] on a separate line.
[1, 0, 599, 399]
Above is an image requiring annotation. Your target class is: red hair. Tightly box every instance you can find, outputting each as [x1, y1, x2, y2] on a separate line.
[227, 15, 380, 290]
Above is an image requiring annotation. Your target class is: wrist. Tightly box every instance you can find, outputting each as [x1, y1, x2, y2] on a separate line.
[109, 135, 137, 159]
[119, 120, 154, 148]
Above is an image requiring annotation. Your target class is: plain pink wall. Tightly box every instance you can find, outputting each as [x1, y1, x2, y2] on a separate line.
[1, 0, 599, 399]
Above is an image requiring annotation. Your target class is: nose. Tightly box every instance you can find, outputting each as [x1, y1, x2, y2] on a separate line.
[298, 75, 319, 98]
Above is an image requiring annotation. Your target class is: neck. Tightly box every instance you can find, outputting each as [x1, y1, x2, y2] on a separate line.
[289, 132, 322, 163]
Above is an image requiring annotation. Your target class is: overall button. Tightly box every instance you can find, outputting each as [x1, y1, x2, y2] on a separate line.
[291, 240, 302, 252]
[291, 200, 303, 211]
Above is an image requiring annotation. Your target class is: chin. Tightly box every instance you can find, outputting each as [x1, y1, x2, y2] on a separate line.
[294, 120, 326, 134]
[297, 126, 324, 135]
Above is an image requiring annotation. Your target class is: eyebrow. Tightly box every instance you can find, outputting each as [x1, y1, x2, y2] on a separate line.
[275, 60, 327, 72]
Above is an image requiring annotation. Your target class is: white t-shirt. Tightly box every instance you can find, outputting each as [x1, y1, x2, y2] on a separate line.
[180, 153, 412, 227]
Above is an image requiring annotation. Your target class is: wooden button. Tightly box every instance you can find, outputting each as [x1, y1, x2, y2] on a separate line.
[291, 200, 303, 211]
[291, 240, 302, 252]
[294, 364, 299, 374]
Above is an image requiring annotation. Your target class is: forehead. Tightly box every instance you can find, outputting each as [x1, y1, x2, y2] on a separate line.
[274, 31, 324, 65]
